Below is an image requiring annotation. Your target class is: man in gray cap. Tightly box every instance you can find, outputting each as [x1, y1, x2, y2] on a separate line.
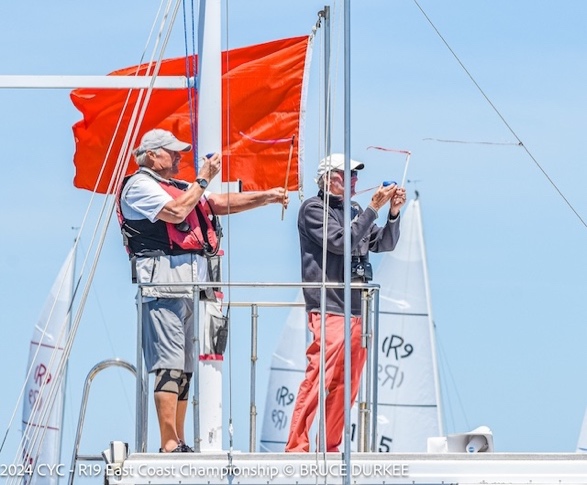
[286, 153, 406, 453]
[117, 128, 288, 453]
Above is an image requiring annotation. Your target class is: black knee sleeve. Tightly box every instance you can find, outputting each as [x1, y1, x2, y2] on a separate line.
[178, 372, 192, 401]
[154, 369, 182, 395]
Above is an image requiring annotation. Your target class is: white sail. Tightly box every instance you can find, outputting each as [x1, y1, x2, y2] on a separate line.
[21, 247, 75, 484]
[576, 408, 587, 453]
[259, 293, 307, 452]
[368, 197, 443, 452]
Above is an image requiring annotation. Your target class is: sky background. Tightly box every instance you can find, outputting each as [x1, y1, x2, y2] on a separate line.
[1, 0, 587, 473]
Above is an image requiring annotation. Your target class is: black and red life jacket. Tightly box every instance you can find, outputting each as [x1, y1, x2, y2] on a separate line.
[116, 172, 220, 257]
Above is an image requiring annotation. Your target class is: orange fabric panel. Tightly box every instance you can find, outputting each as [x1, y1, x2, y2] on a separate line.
[71, 35, 309, 194]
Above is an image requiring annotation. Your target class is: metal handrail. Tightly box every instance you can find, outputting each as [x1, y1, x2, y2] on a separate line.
[68, 359, 137, 485]
[134, 281, 380, 453]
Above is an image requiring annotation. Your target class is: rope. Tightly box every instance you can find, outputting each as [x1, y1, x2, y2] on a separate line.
[316, 2, 343, 461]
[3, 247, 77, 485]
[223, 0, 235, 460]
[4, 1, 183, 480]
[423, 138, 522, 146]
[412, 0, 587, 229]
[367, 146, 412, 187]
[182, 0, 199, 170]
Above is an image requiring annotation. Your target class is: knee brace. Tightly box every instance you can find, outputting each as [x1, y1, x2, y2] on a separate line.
[178, 372, 193, 401]
[154, 369, 183, 395]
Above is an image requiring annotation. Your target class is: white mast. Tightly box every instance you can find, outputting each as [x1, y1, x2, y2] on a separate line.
[195, 0, 223, 452]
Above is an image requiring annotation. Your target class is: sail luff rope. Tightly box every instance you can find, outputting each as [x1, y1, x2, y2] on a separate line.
[296, 29, 315, 200]
[412, 0, 587, 229]
[5, 2, 182, 476]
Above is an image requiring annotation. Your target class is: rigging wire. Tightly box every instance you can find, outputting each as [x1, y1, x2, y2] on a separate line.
[182, 0, 199, 164]
[3, 1, 183, 477]
[315, 6, 333, 459]
[307, 1, 346, 465]
[412, 0, 587, 229]
[223, 0, 235, 460]
[2, 247, 77, 485]
[435, 333, 471, 433]
[423, 138, 522, 146]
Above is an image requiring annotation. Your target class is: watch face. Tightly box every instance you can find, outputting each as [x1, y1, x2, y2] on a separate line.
[197, 178, 208, 189]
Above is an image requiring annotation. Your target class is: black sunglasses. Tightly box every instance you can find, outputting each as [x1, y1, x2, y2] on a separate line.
[332, 169, 358, 177]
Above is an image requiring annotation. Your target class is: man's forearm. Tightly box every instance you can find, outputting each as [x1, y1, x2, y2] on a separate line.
[208, 192, 272, 215]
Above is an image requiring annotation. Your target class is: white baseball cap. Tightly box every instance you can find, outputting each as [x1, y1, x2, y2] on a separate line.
[315, 153, 364, 182]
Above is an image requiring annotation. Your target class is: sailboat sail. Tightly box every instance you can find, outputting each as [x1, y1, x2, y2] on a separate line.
[368, 197, 443, 452]
[259, 293, 307, 452]
[576, 408, 587, 452]
[21, 247, 75, 484]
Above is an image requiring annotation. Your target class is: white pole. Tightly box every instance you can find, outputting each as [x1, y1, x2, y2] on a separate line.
[196, 0, 223, 452]
[197, 0, 222, 193]
[0, 75, 188, 89]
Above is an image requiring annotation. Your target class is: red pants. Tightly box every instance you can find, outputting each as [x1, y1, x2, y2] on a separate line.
[285, 312, 367, 452]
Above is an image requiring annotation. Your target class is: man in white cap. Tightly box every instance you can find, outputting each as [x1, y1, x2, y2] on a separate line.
[286, 153, 406, 452]
[117, 128, 288, 453]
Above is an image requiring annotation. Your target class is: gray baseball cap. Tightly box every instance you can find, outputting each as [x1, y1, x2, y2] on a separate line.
[134, 129, 192, 155]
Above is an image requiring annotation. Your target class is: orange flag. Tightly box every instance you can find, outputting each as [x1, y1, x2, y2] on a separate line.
[71, 35, 310, 194]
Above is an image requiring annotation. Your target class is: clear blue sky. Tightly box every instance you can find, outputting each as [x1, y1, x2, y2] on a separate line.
[1, 0, 587, 469]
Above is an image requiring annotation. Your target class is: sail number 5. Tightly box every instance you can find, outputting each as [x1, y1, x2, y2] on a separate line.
[350, 424, 394, 452]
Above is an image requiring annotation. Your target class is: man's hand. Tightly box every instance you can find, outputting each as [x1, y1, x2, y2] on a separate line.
[369, 184, 396, 212]
[198, 152, 221, 182]
[265, 187, 289, 208]
[390, 186, 407, 217]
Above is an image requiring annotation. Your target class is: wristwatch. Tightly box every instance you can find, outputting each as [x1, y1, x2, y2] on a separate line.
[196, 178, 208, 189]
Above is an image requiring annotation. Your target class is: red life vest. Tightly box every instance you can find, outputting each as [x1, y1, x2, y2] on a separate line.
[117, 173, 220, 257]
[159, 182, 220, 254]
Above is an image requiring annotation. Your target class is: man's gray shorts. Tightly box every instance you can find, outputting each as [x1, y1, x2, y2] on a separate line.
[141, 298, 194, 373]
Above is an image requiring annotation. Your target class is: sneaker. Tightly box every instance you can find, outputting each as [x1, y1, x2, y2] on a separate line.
[179, 441, 194, 453]
[159, 445, 183, 453]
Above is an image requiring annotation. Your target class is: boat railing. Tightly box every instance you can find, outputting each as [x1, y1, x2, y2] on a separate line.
[135, 281, 381, 454]
[68, 359, 137, 485]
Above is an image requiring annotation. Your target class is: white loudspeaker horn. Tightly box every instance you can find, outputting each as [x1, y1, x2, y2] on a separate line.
[427, 426, 494, 453]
